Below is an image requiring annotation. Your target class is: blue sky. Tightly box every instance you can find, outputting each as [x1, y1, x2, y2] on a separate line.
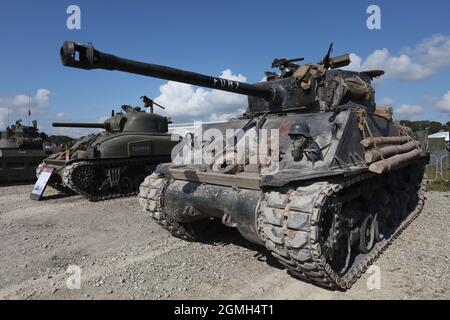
[0, 0, 449, 136]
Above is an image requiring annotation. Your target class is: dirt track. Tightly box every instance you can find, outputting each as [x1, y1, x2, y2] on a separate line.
[0, 184, 448, 300]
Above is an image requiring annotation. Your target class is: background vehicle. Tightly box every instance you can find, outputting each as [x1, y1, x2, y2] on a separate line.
[38, 98, 181, 201]
[0, 119, 47, 183]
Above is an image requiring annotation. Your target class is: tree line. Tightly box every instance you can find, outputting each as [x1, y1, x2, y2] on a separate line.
[399, 120, 450, 134]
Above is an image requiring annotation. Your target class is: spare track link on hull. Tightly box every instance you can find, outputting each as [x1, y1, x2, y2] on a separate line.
[139, 173, 215, 241]
[258, 163, 426, 290]
[63, 158, 153, 201]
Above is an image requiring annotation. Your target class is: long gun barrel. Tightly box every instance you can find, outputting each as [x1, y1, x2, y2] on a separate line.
[52, 122, 106, 129]
[60, 41, 275, 100]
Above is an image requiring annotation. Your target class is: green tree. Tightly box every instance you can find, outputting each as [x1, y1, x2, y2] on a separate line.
[48, 135, 74, 145]
[399, 120, 447, 134]
[428, 121, 445, 134]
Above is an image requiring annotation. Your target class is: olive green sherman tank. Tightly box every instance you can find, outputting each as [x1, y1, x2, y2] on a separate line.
[37, 100, 181, 201]
[60, 41, 429, 289]
[0, 119, 48, 183]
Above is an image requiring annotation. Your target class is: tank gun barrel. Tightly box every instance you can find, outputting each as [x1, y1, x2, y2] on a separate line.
[52, 122, 106, 129]
[60, 41, 275, 100]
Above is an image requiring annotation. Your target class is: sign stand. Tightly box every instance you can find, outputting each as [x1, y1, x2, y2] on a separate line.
[30, 167, 55, 201]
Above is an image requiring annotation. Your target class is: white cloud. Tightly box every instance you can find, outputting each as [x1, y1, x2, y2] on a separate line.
[346, 49, 433, 80]
[0, 89, 101, 138]
[97, 116, 109, 123]
[0, 89, 51, 117]
[395, 104, 424, 120]
[345, 35, 450, 81]
[378, 97, 393, 107]
[209, 111, 245, 122]
[435, 90, 450, 113]
[406, 34, 450, 69]
[34, 89, 51, 107]
[0, 107, 11, 129]
[0, 89, 53, 134]
[154, 69, 247, 123]
[422, 95, 439, 104]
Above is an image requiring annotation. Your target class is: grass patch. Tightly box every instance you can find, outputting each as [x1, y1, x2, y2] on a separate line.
[427, 179, 450, 192]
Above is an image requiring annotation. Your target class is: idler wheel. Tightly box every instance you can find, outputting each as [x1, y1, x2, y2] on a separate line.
[369, 204, 386, 242]
[374, 211, 386, 241]
[359, 214, 376, 253]
[330, 230, 352, 275]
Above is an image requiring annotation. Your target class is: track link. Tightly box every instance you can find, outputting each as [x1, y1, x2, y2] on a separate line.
[139, 173, 217, 241]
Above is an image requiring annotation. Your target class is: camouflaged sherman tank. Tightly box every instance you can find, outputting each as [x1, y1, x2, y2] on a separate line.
[60, 41, 429, 289]
[37, 97, 181, 201]
[0, 119, 48, 183]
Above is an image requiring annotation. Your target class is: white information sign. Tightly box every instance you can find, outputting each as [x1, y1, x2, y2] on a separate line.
[30, 167, 55, 201]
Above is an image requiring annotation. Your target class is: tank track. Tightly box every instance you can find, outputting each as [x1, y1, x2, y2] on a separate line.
[138, 163, 425, 290]
[63, 158, 153, 201]
[258, 163, 426, 290]
[48, 181, 74, 194]
[139, 173, 217, 241]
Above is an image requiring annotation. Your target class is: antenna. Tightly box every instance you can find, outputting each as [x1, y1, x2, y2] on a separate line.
[322, 42, 334, 69]
[28, 94, 32, 126]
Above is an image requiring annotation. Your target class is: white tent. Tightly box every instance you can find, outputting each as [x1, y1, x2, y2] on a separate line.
[168, 120, 227, 137]
[428, 131, 449, 142]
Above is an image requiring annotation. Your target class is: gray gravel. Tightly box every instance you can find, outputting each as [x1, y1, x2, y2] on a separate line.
[0, 184, 448, 300]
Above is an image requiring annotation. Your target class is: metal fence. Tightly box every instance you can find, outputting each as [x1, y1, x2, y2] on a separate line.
[425, 154, 450, 181]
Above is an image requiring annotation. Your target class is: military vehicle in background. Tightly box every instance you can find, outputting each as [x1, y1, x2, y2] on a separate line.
[60, 40, 428, 290]
[37, 97, 181, 201]
[0, 119, 48, 183]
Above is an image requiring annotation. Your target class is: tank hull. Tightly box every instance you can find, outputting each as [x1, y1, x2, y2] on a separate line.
[38, 131, 181, 201]
[0, 148, 47, 183]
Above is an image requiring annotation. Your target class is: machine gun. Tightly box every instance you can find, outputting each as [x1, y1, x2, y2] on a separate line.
[271, 57, 305, 70]
[141, 95, 165, 114]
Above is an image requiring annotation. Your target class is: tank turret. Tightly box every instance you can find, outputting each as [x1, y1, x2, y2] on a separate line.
[60, 41, 377, 115]
[52, 102, 169, 134]
[1, 119, 46, 149]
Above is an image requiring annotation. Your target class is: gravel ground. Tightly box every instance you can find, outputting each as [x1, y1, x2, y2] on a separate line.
[0, 184, 448, 300]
